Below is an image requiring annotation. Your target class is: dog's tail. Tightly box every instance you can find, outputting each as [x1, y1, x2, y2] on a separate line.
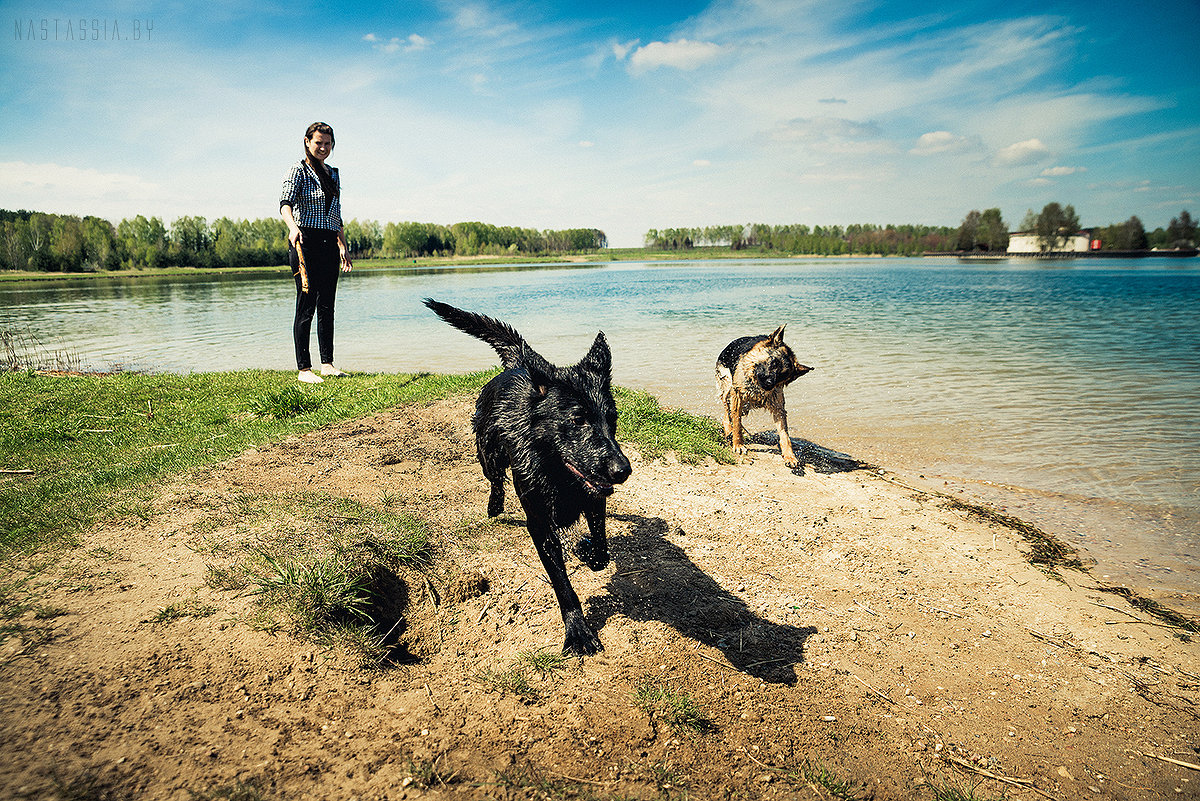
[423, 298, 538, 371]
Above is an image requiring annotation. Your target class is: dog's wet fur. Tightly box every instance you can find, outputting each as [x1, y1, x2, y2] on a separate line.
[424, 299, 631, 656]
[716, 325, 813, 468]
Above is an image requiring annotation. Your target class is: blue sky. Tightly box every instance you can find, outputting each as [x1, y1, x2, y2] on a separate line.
[1, 0, 1197, 247]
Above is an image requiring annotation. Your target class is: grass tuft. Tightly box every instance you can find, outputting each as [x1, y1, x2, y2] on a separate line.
[633, 680, 712, 733]
[249, 385, 324, 418]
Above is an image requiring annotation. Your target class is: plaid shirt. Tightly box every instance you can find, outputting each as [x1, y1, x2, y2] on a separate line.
[279, 160, 342, 231]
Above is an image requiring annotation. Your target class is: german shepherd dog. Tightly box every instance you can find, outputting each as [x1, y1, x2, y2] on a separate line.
[424, 300, 632, 656]
[716, 326, 813, 468]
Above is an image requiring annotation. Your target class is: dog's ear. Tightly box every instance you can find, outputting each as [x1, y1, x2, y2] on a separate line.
[769, 324, 787, 346]
[579, 332, 612, 380]
[523, 356, 552, 400]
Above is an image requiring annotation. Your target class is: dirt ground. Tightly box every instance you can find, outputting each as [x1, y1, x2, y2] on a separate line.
[2, 393, 1198, 800]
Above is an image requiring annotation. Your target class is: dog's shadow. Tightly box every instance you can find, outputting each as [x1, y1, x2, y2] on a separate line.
[744, 432, 874, 475]
[588, 514, 816, 686]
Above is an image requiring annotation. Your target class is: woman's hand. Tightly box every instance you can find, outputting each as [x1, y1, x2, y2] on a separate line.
[340, 250, 353, 272]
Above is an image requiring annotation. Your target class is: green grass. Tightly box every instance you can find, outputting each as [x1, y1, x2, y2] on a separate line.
[475, 646, 574, 703]
[615, 387, 734, 465]
[632, 680, 712, 734]
[0, 368, 495, 556]
[0, 368, 727, 559]
[194, 492, 436, 665]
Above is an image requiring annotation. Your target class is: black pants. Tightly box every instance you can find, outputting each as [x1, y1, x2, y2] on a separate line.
[290, 227, 341, 371]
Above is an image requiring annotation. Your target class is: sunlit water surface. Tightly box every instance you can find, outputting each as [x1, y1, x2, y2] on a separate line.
[5, 258, 1198, 606]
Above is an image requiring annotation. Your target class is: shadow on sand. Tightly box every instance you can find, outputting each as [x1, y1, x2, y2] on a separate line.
[587, 514, 816, 686]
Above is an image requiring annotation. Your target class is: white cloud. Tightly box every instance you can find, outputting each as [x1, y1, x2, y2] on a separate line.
[579, 140, 594, 148]
[629, 40, 724, 73]
[1041, 165, 1086, 176]
[910, 131, 976, 156]
[364, 32, 430, 53]
[611, 40, 638, 61]
[693, 159, 711, 167]
[995, 138, 1051, 166]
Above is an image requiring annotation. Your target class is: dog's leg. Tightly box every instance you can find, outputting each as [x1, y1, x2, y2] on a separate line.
[766, 391, 800, 468]
[520, 510, 603, 656]
[533, 523, 603, 655]
[717, 384, 733, 437]
[728, 390, 748, 455]
[476, 430, 508, 517]
[575, 499, 610, 571]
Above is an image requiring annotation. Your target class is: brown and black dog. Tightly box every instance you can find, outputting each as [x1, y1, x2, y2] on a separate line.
[716, 326, 813, 468]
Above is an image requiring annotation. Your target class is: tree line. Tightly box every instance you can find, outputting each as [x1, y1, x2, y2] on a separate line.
[0, 209, 608, 272]
[645, 223, 958, 256]
[648, 206, 1196, 255]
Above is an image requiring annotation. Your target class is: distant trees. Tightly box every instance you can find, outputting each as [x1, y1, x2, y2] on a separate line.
[380, 221, 606, 258]
[1165, 210, 1197, 248]
[0, 209, 608, 272]
[955, 209, 1009, 252]
[1095, 216, 1148, 251]
[645, 223, 955, 255]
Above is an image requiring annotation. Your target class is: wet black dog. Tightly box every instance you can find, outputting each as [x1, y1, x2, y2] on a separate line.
[424, 299, 631, 656]
[716, 325, 813, 468]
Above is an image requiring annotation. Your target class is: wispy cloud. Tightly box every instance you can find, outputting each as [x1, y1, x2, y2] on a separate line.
[363, 33, 430, 53]
[1041, 165, 1087, 176]
[627, 40, 725, 73]
[995, 138, 1052, 166]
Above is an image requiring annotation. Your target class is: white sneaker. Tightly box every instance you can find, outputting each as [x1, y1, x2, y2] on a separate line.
[320, 364, 348, 377]
[298, 370, 324, 384]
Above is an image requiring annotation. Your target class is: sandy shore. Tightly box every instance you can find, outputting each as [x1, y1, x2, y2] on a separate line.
[1, 394, 1198, 800]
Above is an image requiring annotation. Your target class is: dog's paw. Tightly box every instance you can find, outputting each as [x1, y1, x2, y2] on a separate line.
[783, 456, 800, 469]
[573, 538, 609, 571]
[732, 444, 749, 456]
[563, 618, 604, 656]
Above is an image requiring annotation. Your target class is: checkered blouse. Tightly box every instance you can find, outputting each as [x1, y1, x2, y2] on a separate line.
[279, 160, 342, 231]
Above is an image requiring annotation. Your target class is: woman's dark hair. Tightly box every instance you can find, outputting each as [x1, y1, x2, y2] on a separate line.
[303, 122, 339, 206]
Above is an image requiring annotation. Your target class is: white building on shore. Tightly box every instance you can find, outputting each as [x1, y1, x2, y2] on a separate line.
[1007, 231, 1093, 253]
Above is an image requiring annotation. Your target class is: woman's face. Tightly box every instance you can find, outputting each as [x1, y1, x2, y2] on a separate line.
[305, 131, 333, 162]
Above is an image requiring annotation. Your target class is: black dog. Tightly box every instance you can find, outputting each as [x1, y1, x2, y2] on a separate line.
[424, 300, 631, 656]
[716, 325, 813, 468]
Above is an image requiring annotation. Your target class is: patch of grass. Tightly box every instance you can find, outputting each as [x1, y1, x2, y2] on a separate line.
[149, 596, 218, 626]
[790, 760, 866, 800]
[249, 549, 374, 630]
[633, 680, 712, 734]
[515, 646, 571, 678]
[476, 646, 574, 703]
[614, 387, 734, 465]
[0, 368, 496, 557]
[249, 385, 325, 418]
[491, 765, 619, 800]
[923, 776, 1006, 801]
[205, 492, 437, 666]
[476, 664, 541, 702]
[187, 778, 268, 801]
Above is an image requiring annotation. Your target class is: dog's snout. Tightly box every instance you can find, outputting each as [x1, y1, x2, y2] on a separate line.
[607, 453, 632, 484]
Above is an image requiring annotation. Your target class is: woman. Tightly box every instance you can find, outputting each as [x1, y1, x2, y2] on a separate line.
[280, 121, 353, 384]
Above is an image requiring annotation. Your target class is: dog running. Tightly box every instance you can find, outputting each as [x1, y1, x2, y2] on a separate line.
[424, 299, 631, 656]
[716, 325, 813, 468]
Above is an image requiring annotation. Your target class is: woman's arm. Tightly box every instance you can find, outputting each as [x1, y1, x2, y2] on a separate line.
[281, 203, 302, 247]
[337, 226, 353, 272]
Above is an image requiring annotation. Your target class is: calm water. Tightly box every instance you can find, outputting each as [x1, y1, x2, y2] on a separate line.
[4, 258, 1199, 605]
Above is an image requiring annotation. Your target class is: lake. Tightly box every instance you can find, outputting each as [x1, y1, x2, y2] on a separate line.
[4, 257, 1199, 608]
